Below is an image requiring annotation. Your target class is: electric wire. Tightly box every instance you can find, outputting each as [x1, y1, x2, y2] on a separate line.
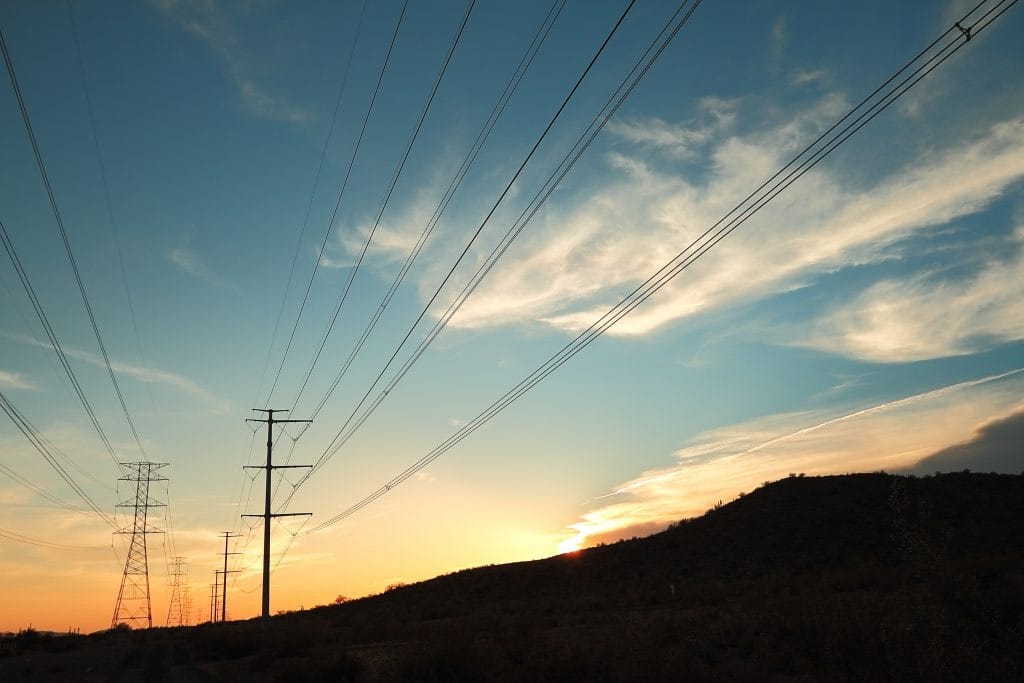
[1, 28, 148, 462]
[278, 0, 641, 508]
[263, 0, 412, 407]
[0, 525, 108, 551]
[0, 389, 117, 528]
[287, 0, 567, 432]
[0, 217, 123, 471]
[277, 0, 667, 510]
[66, 1, 154, 414]
[0, 462, 103, 518]
[305, 0, 701, 480]
[264, 0, 567, 516]
[254, 0, 370, 402]
[5, 23, 182, 576]
[301, 0, 1013, 534]
[282, 0, 478, 419]
[228, 424, 261, 538]
[266, 0, 482, 506]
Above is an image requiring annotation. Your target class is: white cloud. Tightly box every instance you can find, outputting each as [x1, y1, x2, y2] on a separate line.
[0, 371, 35, 391]
[606, 97, 736, 159]
[771, 18, 788, 60]
[790, 69, 828, 87]
[319, 168, 459, 272]
[807, 228, 1024, 362]
[3, 331, 232, 414]
[168, 247, 205, 277]
[444, 110, 1024, 339]
[152, 0, 308, 123]
[168, 247, 238, 292]
[562, 368, 1024, 549]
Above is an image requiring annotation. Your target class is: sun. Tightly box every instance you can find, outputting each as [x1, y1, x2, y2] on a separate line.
[558, 534, 584, 555]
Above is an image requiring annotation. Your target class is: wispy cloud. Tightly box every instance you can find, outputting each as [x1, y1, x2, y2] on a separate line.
[0, 370, 35, 391]
[319, 168, 458, 273]
[770, 18, 788, 60]
[3, 331, 232, 414]
[606, 97, 736, 160]
[790, 69, 828, 87]
[443, 107, 1024, 340]
[167, 246, 206, 277]
[806, 226, 1024, 362]
[561, 369, 1024, 549]
[151, 0, 308, 123]
[168, 247, 239, 292]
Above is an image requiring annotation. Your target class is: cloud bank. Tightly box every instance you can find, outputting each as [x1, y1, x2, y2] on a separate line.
[562, 369, 1024, 549]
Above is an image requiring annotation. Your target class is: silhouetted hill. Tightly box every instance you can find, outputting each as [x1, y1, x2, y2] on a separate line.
[3, 472, 1023, 682]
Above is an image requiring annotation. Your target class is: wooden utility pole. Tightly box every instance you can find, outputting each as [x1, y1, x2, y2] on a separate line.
[243, 409, 311, 622]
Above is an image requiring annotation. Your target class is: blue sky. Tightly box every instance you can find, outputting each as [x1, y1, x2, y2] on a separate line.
[1, 0, 1022, 631]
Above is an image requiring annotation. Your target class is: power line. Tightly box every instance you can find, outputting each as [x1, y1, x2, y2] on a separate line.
[265, 0, 481, 507]
[301, 0, 1015, 534]
[1, 27, 148, 462]
[263, 0, 412, 407]
[261, 0, 568, 516]
[282, 0, 478, 419]
[66, 0, 154, 414]
[280, 0, 672, 507]
[254, 0, 370, 402]
[0, 462, 102, 519]
[325, 0, 708, 462]
[0, 525, 108, 552]
[0, 216, 123, 470]
[286, 0, 567, 430]
[0, 388, 117, 528]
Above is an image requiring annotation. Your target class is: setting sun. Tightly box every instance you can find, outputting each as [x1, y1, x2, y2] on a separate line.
[558, 535, 584, 555]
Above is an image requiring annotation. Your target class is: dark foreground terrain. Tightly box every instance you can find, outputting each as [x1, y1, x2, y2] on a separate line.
[3, 472, 1023, 682]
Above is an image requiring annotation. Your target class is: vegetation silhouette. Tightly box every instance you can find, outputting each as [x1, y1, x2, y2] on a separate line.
[2, 472, 1022, 681]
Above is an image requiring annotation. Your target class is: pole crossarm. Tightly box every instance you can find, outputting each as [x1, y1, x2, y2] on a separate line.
[242, 512, 313, 518]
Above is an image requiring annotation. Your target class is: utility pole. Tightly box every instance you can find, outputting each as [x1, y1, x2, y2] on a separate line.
[243, 409, 311, 623]
[208, 583, 216, 624]
[212, 570, 224, 622]
[219, 531, 242, 622]
[111, 462, 167, 629]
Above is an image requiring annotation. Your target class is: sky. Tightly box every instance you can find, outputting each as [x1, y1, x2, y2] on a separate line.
[1, 0, 1022, 633]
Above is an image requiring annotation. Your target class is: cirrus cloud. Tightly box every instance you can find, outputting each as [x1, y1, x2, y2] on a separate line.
[444, 107, 1024, 344]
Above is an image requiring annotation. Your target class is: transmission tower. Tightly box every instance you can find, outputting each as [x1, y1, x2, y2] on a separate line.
[182, 584, 193, 626]
[166, 556, 188, 627]
[111, 462, 168, 629]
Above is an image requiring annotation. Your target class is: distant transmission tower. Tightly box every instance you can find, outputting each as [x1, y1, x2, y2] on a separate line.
[166, 556, 188, 627]
[111, 462, 167, 629]
[182, 584, 193, 626]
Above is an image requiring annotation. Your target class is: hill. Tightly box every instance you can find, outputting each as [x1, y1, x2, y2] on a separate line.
[2, 472, 1022, 681]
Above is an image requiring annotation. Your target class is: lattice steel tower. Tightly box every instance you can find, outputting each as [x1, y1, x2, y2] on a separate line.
[166, 556, 188, 627]
[111, 462, 167, 629]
